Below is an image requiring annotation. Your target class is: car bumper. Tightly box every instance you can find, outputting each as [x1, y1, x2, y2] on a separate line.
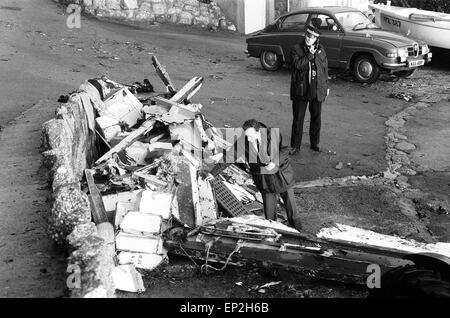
[382, 52, 432, 69]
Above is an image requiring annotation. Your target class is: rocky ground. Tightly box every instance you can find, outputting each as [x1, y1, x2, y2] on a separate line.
[0, 0, 448, 298]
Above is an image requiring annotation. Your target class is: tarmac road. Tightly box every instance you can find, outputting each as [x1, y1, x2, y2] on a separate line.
[0, 0, 448, 297]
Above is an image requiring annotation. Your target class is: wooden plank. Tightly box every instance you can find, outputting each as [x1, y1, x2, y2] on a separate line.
[190, 163, 201, 227]
[153, 96, 201, 113]
[151, 55, 176, 94]
[197, 177, 219, 225]
[85, 169, 109, 224]
[95, 119, 155, 165]
[169, 77, 203, 103]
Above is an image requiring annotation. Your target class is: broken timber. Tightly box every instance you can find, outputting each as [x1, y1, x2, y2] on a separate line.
[95, 119, 156, 165]
[85, 169, 109, 224]
[151, 56, 176, 95]
[170, 77, 203, 103]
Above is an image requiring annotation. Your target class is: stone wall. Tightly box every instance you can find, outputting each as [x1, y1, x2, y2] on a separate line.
[42, 87, 116, 298]
[58, 0, 237, 31]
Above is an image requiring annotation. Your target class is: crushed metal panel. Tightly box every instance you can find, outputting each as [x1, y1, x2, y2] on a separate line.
[210, 178, 248, 217]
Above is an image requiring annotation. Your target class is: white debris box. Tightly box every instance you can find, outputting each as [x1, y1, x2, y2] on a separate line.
[116, 232, 164, 254]
[139, 190, 172, 219]
[102, 189, 142, 213]
[112, 264, 145, 293]
[118, 252, 167, 271]
[114, 202, 136, 229]
[120, 212, 162, 236]
[96, 116, 121, 142]
[125, 140, 150, 165]
[103, 87, 143, 127]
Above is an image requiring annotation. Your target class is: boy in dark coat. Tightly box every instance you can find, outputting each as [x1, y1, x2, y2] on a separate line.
[289, 25, 329, 155]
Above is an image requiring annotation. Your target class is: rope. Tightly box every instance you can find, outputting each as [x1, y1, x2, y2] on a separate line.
[178, 243, 200, 268]
[200, 239, 243, 274]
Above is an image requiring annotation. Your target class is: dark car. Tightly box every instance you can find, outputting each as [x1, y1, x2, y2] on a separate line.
[245, 6, 432, 83]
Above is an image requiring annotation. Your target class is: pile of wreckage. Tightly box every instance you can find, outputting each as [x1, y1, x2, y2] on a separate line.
[77, 57, 450, 294]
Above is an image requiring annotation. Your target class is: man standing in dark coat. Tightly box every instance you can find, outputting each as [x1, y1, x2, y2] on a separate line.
[289, 25, 329, 155]
[205, 119, 302, 231]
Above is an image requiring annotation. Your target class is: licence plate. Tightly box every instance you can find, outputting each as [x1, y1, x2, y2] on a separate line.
[408, 59, 425, 67]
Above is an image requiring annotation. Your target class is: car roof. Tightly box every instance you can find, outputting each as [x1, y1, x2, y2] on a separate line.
[280, 6, 359, 18]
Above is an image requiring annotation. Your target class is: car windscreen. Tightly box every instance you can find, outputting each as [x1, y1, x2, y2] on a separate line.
[335, 11, 379, 30]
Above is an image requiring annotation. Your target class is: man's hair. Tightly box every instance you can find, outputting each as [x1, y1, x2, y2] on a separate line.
[242, 119, 264, 131]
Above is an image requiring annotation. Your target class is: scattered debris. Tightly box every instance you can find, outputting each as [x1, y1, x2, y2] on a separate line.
[388, 92, 413, 102]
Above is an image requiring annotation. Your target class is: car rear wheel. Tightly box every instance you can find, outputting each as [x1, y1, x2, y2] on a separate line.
[394, 69, 416, 78]
[260, 51, 282, 71]
[353, 54, 380, 84]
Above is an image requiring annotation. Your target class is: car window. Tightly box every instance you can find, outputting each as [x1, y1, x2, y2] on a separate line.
[309, 13, 340, 32]
[335, 11, 378, 30]
[280, 13, 309, 31]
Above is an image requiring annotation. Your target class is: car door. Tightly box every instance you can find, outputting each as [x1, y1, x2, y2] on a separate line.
[308, 13, 343, 68]
[277, 12, 310, 64]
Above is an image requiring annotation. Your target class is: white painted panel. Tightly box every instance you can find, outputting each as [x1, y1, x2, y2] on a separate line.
[244, 0, 266, 34]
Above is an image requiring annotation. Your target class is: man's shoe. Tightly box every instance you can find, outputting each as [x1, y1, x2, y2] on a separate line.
[289, 147, 300, 155]
[310, 144, 320, 152]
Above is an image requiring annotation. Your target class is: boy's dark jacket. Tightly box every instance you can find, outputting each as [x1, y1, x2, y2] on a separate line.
[290, 40, 329, 102]
[210, 126, 295, 194]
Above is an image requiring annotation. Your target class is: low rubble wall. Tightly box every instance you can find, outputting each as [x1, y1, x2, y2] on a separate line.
[42, 92, 116, 297]
[56, 0, 237, 31]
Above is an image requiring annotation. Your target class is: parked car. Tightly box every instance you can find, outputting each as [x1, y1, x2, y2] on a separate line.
[245, 6, 433, 83]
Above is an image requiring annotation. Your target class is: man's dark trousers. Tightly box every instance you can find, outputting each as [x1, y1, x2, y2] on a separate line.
[291, 98, 322, 149]
[261, 189, 298, 228]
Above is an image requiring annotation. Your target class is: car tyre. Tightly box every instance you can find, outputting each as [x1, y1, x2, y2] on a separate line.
[353, 54, 380, 84]
[394, 69, 416, 78]
[367, 264, 450, 298]
[260, 51, 282, 71]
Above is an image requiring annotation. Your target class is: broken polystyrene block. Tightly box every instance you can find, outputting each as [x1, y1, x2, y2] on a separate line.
[120, 212, 162, 236]
[125, 140, 150, 165]
[102, 189, 142, 213]
[117, 252, 167, 271]
[114, 202, 136, 229]
[96, 116, 121, 141]
[116, 232, 164, 254]
[103, 87, 143, 127]
[169, 122, 202, 149]
[139, 190, 172, 219]
[112, 264, 145, 293]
